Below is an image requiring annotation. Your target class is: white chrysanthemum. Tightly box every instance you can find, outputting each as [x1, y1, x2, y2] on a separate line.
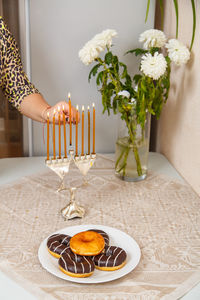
[139, 29, 166, 50]
[79, 29, 117, 65]
[141, 52, 167, 80]
[93, 29, 117, 48]
[118, 90, 130, 98]
[165, 39, 190, 66]
[79, 40, 101, 65]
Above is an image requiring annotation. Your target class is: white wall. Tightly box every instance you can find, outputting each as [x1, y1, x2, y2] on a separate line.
[155, 0, 200, 196]
[29, 0, 155, 156]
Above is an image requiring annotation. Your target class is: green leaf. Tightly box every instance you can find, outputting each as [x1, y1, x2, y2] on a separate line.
[112, 95, 119, 114]
[133, 74, 142, 84]
[126, 48, 147, 56]
[101, 71, 109, 114]
[105, 51, 113, 65]
[165, 56, 171, 65]
[173, 0, 179, 38]
[107, 82, 115, 90]
[96, 71, 104, 86]
[145, 0, 151, 23]
[100, 71, 116, 115]
[150, 47, 160, 55]
[113, 55, 119, 73]
[113, 55, 119, 65]
[88, 63, 101, 82]
[125, 74, 132, 88]
[190, 0, 196, 50]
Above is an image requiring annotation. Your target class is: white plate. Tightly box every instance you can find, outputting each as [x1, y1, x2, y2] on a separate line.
[38, 224, 141, 284]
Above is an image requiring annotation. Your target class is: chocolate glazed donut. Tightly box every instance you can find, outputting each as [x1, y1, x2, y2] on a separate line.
[93, 245, 127, 271]
[58, 246, 95, 278]
[88, 229, 109, 246]
[47, 234, 71, 258]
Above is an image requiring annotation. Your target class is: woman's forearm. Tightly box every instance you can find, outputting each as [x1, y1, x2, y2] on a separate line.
[20, 93, 50, 122]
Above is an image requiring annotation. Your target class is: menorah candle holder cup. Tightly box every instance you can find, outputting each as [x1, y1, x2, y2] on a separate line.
[45, 157, 71, 192]
[74, 153, 96, 185]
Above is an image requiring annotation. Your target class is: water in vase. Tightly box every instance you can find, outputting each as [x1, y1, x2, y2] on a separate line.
[115, 136, 149, 181]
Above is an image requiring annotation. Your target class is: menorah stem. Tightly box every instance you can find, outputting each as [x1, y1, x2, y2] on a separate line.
[57, 177, 66, 192]
[82, 176, 88, 186]
[69, 187, 76, 202]
[61, 187, 85, 220]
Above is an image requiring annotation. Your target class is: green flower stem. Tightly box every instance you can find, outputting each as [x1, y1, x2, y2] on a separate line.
[115, 145, 127, 170]
[125, 119, 143, 177]
[122, 146, 130, 176]
[97, 58, 121, 93]
[132, 145, 142, 176]
[116, 146, 130, 176]
[190, 0, 196, 50]
[116, 115, 143, 178]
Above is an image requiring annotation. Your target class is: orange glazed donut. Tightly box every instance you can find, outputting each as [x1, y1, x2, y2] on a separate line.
[70, 231, 105, 256]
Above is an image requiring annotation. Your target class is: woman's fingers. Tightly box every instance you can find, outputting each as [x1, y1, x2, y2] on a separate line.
[47, 101, 80, 124]
[71, 106, 80, 124]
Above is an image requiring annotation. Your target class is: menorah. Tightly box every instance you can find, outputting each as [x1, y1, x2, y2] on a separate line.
[45, 94, 96, 220]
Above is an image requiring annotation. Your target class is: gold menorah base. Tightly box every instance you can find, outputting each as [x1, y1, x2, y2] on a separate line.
[61, 187, 85, 220]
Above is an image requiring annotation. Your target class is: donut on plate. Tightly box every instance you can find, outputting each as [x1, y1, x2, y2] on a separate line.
[88, 229, 109, 246]
[47, 233, 71, 258]
[93, 245, 127, 271]
[58, 246, 95, 278]
[70, 231, 105, 256]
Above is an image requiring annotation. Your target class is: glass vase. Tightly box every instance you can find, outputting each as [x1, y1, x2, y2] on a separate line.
[115, 111, 151, 182]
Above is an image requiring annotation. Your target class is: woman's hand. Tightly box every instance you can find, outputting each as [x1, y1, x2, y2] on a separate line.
[43, 101, 78, 124]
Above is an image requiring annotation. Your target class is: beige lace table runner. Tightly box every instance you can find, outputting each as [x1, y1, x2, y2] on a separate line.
[0, 155, 200, 300]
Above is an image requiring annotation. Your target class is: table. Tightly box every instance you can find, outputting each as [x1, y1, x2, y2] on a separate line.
[0, 153, 199, 300]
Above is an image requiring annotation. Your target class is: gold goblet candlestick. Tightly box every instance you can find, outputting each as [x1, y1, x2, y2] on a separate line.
[45, 157, 71, 192]
[74, 153, 96, 186]
[61, 187, 85, 220]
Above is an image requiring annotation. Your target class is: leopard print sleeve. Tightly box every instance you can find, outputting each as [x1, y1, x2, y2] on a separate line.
[0, 16, 40, 110]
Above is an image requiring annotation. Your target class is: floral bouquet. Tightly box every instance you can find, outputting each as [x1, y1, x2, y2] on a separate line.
[79, 29, 190, 181]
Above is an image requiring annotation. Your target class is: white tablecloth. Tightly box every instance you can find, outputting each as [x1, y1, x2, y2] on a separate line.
[0, 153, 199, 300]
